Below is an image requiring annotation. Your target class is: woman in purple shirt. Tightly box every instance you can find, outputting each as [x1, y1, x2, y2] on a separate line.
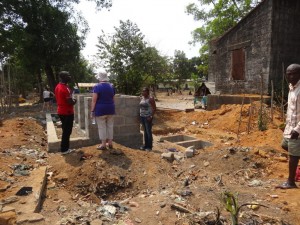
[91, 72, 115, 150]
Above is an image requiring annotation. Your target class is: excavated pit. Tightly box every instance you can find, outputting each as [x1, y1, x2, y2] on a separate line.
[159, 134, 212, 150]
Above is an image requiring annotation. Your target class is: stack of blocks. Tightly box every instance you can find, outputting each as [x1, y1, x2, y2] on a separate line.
[76, 94, 143, 149]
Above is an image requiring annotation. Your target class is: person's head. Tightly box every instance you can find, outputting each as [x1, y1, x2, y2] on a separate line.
[142, 87, 150, 97]
[286, 64, 300, 86]
[96, 71, 109, 82]
[59, 71, 71, 83]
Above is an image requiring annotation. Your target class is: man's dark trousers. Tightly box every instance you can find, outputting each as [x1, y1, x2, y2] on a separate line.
[59, 114, 74, 152]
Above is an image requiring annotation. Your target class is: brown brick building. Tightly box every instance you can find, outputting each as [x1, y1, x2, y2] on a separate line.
[209, 0, 300, 95]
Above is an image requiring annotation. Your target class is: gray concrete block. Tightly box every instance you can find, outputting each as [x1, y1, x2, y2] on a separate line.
[125, 96, 140, 106]
[114, 116, 125, 125]
[116, 107, 139, 117]
[119, 124, 140, 134]
[125, 116, 140, 125]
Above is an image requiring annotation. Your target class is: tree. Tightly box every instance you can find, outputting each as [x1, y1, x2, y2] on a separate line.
[0, 0, 111, 93]
[68, 55, 95, 85]
[186, 0, 259, 48]
[139, 47, 170, 89]
[96, 20, 168, 95]
[172, 50, 190, 90]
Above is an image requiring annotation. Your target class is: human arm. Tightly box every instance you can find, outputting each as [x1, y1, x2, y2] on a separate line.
[67, 97, 77, 105]
[90, 92, 98, 117]
[147, 97, 156, 121]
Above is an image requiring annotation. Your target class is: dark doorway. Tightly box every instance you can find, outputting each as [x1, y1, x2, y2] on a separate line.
[231, 48, 245, 80]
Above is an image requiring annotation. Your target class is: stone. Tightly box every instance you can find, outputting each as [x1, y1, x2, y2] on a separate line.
[0, 196, 19, 205]
[174, 154, 184, 161]
[0, 181, 10, 192]
[0, 211, 17, 225]
[161, 152, 174, 162]
[91, 219, 103, 225]
[160, 202, 166, 208]
[203, 161, 210, 167]
[17, 213, 44, 223]
[55, 173, 69, 182]
[134, 217, 142, 223]
[1, 206, 15, 213]
[185, 147, 194, 158]
[274, 156, 288, 162]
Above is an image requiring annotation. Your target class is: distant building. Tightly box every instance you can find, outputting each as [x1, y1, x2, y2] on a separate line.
[209, 0, 300, 95]
[78, 83, 97, 93]
[157, 79, 194, 90]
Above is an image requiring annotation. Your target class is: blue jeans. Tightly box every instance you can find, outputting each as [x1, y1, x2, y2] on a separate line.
[140, 116, 153, 149]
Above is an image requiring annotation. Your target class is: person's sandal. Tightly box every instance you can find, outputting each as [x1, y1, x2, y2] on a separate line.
[108, 145, 113, 150]
[97, 145, 106, 150]
[275, 181, 297, 189]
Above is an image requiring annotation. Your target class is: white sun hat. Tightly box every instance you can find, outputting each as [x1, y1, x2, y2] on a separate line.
[96, 71, 109, 81]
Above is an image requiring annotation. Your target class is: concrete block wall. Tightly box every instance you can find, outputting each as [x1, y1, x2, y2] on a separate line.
[74, 93, 88, 123]
[76, 93, 91, 129]
[75, 94, 143, 149]
[207, 94, 271, 110]
[84, 96, 100, 141]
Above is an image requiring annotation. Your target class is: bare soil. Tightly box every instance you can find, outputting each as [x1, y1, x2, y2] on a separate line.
[0, 92, 299, 225]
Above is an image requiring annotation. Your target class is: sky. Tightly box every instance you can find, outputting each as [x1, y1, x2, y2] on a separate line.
[75, 0, 201, 62]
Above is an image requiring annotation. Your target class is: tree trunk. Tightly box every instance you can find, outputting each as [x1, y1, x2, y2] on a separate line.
[44, 63, 56, 92]
[37, 69, 43, 103]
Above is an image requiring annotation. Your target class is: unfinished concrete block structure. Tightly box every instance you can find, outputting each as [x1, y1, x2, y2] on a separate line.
[209, 0, 300, 95]
[47, 94, 143, 152]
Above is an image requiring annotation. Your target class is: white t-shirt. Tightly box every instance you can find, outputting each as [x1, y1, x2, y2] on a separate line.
[43, 90, 51, 99]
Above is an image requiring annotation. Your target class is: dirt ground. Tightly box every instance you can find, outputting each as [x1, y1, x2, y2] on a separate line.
[0, 91, 299, 225]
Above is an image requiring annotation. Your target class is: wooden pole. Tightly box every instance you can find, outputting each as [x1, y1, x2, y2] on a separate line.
[271, 80, 274, 121]
[281, 63, 285, 121]
[258, 72, 264, 131]
[237, 95, 245, 142]
[247, 101, 252, 134]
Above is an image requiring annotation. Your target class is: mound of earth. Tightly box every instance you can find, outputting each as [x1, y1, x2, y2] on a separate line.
[0, 92, 298, 225]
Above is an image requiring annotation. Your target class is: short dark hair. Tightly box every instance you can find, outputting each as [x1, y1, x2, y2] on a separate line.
[59, 71, 70, 79]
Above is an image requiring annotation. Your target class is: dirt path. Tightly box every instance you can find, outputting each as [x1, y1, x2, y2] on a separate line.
[0, 92, 299, 225]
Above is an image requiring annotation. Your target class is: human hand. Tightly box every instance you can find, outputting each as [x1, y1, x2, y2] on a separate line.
[290, 130, 299, 139]
[67, 97, 77, 105]
[147, 116, 153, 122]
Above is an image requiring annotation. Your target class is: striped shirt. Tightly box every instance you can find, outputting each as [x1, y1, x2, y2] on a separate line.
[284, 80, 300, 138]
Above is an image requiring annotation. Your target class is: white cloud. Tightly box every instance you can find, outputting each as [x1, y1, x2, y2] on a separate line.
[75, 0, 201, 61]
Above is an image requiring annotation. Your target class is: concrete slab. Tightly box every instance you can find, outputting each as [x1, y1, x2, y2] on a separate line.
[1, 167, 47, 224]
[160, 134, 212, 150]
[160, 134, 196, 143]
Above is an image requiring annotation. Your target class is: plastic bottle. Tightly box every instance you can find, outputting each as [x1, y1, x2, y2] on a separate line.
[91, 112, 96, 125]
[92, 117, 96, 125]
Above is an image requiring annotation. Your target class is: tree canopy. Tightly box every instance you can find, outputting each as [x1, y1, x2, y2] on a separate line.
[96, 20, 170, 95]
[186, 0, 260, 50]
[0, 0, 109, 98]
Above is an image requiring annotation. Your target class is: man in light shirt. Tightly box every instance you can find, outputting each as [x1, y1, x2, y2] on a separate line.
[277, 64, 300, 189]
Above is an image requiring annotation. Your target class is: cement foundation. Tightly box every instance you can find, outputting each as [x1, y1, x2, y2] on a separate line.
[47, 94, 143, 152]
[160, 134, 212, 150]
[207, 94, 271, 110]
